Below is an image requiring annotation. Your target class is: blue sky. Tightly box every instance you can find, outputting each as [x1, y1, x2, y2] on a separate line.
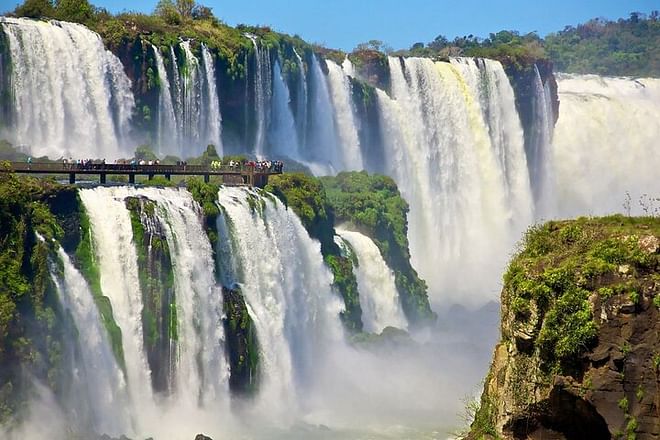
[3, 0, 660, 50]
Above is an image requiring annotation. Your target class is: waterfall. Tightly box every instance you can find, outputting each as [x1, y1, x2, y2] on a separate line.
[552, 74, 660, 217]
[246, 34, 272, 157]
[307, 55, 340, 173]
[200, 43, 223, 155]
[325, 59, 364, 170]
[169, 45, 185, 154]
[342, 57, 356, 78]
[79, 187, 229, 434]
[51, 246, 132, 437]
[151, 44, 178, 156]
[336, 229, 407, 333]
[217, 187, 343, 416]
[293, 48, 308, 149]
[270, 59, 299, 159]
[527, 65, 556, 217]
[377, 56, 532, 306]
[179, 41, 203, 155]
[0, 17, 134, 159]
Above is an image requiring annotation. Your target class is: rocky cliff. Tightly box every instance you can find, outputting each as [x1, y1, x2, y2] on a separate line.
[469, 217, 660, 440]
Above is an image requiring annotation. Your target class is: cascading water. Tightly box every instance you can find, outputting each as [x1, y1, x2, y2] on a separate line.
[51, 246, 132, 437]
[336, 229, 407, 333]
[527, 64, 556, 217]
[552, 74, 660, 217]
[179, 41, 203, 154]
[217, 187, 344, 417]
[342, 57, 356, 78]
[270, 60, 299, 159]
[0, 17, 134, 159]
[325, 60, 364, 170]
[151, 44, 178, 156]
[246, 34, 272, 157]
[377, 56, 532, 306]
[293, 48, 308, 149]
[307, 55, 340, 173]
[200, 43, 223, 155]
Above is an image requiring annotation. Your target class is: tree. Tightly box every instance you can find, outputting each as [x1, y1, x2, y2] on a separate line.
[154, 0, 182, 24]
[192, 4, 213, 20]
[54, 0, 94, 23]
[14, 0, 54, 19]
[175, 0, 195, 19]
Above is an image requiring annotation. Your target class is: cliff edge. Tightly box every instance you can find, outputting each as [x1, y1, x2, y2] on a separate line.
[469, 216, 660, 440]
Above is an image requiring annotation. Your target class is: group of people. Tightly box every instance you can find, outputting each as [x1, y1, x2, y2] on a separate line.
[53, 157, 283, 172]
[209, 159, 284, 173]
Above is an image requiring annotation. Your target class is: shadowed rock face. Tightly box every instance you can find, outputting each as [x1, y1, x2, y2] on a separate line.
[469, 218, 660, 440]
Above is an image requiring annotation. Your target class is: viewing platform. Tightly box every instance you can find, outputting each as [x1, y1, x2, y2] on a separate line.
[0, 161, 282, 187]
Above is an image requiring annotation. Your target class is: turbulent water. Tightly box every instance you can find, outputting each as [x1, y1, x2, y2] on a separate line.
[336, 229, 407, 333]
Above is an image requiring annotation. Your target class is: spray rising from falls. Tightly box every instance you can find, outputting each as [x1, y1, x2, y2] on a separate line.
[217, 187, 344, 416]
[51, 246, 132, 437]
[552, 74, 660, 217]
[0, 17, 134, 159]
[377, 57, 533, 306]
[336, 229, 407, 333]
[325, 59, 364, 170]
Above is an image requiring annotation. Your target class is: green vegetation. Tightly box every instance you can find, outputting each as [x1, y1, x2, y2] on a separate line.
[74, 202, 126, 372]
[503, 215, 660, 373]
[0, 170, 74, 422]
[265, 173, 363, 331]
[545, 12, 660, 76]
[320, 171, 434, 326]
[186, 177, 220, 247]
[125, 196, 176, 392]
[222, 286, 259, 396]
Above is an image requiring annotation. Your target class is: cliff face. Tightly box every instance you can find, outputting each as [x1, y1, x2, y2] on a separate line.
[470, 217, 660, 440]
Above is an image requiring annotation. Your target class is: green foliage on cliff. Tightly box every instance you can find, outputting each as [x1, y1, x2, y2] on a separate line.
[265, 173, 363, 332]
[503, 216, 660, 373]
[74, 202, 126, 373]
[545, 12, 660, 76]
[320, 171, 435, 326]
[0, 170, 72, 422]
[223, 287, 259, 396]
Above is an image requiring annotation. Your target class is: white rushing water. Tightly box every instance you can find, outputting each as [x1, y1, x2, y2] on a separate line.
[552, 74, 660, 217]
[336, 229, 407, 333]
[151, 44, 178, 156]
[293, 48, 308, 149]
[200, 43, 223, 155]
[528, 65, 557, 217]
[377, 56, 532, 307]
[217, 187, 344, 418]
[325, 60, 364, 170]
[0, 17, 134, 159]
[79, 187, 229, 436]
[51, 246, 132, 437]
[270, 59, 300, 159]
[307, 54, 341, 173]
[246, 34, 272, 157]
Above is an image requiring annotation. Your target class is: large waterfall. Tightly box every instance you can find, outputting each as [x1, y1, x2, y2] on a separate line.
[270, 60, 299, 159]
[552, 74, 660, 217]
[377, 56, 533, 306]
[0, 17, 134, 159]
[217, 187, 343, 415]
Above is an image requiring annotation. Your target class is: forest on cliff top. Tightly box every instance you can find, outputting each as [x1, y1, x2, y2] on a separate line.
[8, 0, 660, 77]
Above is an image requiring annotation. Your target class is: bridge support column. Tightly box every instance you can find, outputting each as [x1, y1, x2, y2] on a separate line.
[69, 173, 75, 184]
[165, 174, 171, 181]
[148, 173, 154, 181]
[204, 174, 210, 183]
[129, 174, 135, 184]
[100, 173, 106, 184]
